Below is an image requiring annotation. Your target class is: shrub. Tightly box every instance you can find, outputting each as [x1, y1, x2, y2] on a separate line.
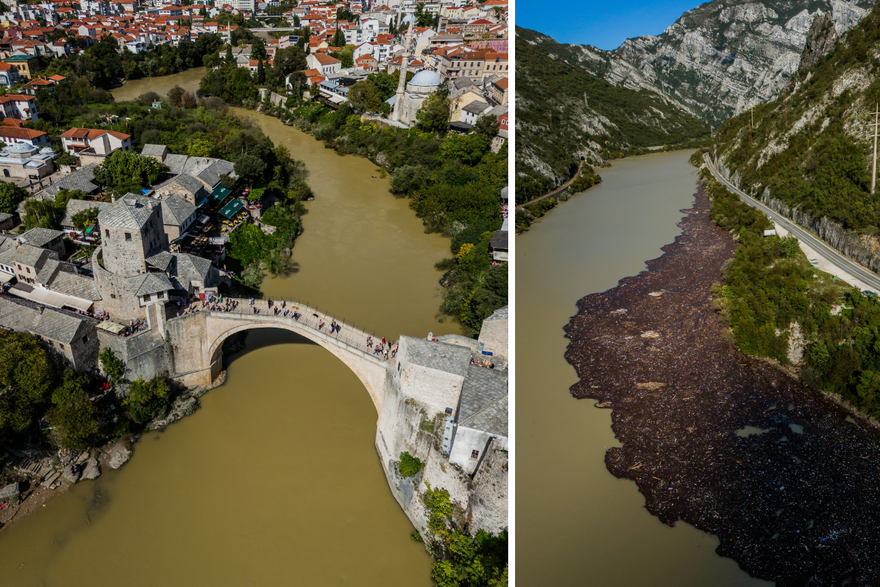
[398, 451, 424, 477]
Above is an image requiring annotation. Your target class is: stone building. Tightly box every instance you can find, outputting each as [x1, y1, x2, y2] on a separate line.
[159, 195, 197, 243]
[0, 297, 98, 372]
[18, 227, 65, 258]
[60, 128, 132, 164]
[92, 193, 218, 322]
[155, 174, 209, 207]
[59, 199, 111, 233]
[98, 195, 163, 277]
[386, 69, 443, 127]
[0, 143, 56, 180]
[375, 306, 509, 536]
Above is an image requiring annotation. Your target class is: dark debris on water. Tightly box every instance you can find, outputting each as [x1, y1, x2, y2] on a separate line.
[563, 188, 880, 587]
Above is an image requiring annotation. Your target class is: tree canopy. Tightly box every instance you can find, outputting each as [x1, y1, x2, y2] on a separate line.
[94, 150, 169, 193]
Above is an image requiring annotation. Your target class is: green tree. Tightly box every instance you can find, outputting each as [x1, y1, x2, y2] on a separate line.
[347, 79, 388, 113]
[332, 27, 345, 48]
[440, 134, 492, 166]
[256, 57, 265, 84]
[234, 153, 268, 185]
[416, 85, 451, 135]
[227, 222, 274, 267]
[398, 451, 424, 477]
[472, 115, 500, 138]
[71, 206, 100, 232]
[100, 347, 125, 383]
[0, 332, 56, 443]
[332, 46, 354, 68]
[0, 182, 27, 214]
[125, 377, 170, 424]
[94, 150, 169, 192]
[48, 371, 98, 450]
[168, 84, 185, 107]
[22, 198, 63, 230]
[250, 37, 267, 60]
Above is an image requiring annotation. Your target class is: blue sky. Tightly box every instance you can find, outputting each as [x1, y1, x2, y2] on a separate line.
[518, 0, 707, 50]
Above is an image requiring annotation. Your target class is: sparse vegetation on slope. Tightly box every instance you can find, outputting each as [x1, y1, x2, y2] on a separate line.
[515, 26, 711, 205]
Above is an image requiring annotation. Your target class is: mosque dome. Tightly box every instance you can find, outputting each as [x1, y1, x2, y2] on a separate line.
[7, 142, 34, 154]
[408, 70, 441, 88]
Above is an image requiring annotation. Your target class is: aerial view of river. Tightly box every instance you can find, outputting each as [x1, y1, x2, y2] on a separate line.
[0, 71, 460, 585]
[517, 151, 769, 586]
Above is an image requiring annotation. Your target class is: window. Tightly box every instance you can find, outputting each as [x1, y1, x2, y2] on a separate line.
[143, 294, 151, 302]
[82, 335, 88, 343]
[158, 291, 164, 298]
[125, 232, 131, 241]
[471, 450, 479, 459]
[105, 229, 109, 238]
[26, 267, 31, 273]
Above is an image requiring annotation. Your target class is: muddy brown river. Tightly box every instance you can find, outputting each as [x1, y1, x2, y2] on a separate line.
[517, 151, 770, 586]
[0, 70, 461, 586]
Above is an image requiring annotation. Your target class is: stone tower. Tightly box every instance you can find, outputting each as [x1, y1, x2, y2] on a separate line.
[97, 195, 164, 277]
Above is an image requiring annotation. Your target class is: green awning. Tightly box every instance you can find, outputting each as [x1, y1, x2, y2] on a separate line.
[211, 185, 231, 201]
[219, 199, 243, 219]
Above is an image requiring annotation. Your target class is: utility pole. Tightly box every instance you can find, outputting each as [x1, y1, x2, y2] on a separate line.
[749, 108, 753, 146]
[872, 101, 878, 194]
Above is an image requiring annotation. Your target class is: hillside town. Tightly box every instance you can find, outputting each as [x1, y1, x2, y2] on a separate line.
[0, 0, 507, 133]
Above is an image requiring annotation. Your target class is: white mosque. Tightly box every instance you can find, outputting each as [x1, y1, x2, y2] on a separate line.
[386, 69, 442, 127]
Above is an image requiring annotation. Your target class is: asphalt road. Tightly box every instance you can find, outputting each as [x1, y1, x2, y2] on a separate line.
[704, 153, 880, 292]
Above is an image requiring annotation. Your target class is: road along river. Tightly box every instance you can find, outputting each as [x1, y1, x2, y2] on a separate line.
[517, 151, 769, 586]
[0, 72, 461, 586]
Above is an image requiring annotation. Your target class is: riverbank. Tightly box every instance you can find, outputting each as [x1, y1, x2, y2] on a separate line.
[564, 185, 880, 586]
[0, 369, 229, 535]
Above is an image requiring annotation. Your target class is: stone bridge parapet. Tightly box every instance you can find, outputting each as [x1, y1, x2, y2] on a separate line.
[164, 297, 392, 412]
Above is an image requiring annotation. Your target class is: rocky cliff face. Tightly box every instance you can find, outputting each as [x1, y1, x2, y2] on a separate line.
[575, 0, 875, 126]
[515, 26, 711, 198]
[800, 11, 839, 69]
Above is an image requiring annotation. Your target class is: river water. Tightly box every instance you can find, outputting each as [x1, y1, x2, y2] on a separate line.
[0, 70, 461, 585]
[517, 151, 771, 586]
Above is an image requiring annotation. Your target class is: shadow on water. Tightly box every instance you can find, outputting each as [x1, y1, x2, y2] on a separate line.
[222, 328, 318, 369]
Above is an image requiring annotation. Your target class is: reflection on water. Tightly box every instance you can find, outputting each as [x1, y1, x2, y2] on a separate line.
[516, 151, 770, 586]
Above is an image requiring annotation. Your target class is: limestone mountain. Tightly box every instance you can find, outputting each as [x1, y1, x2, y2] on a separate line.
[575, 0, 875, 127]
[515, 26, 711, 204]
[711, 1, 880, 272]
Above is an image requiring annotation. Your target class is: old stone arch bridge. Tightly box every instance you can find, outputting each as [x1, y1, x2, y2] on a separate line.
[163, 298, 390, 412]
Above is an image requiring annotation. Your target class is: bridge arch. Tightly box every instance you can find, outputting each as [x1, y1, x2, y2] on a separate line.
[166, 307, 389, 414]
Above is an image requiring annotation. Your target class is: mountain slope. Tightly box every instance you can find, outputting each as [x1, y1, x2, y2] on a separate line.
[576, 0, 875, 127]
[712, 1, 880, 270]
[515, 26, 712, 204]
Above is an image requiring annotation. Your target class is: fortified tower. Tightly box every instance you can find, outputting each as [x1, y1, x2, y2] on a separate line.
[98, 195, 163, 277]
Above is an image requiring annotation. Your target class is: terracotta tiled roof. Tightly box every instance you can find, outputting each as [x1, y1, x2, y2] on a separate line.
[0, 126, 47, 140]
[60, 127, 131, 140]
[0, 95, 33, 104]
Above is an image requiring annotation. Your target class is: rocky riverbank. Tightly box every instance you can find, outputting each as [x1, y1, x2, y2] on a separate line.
[564, 186, 880, 586]
[0, 367, 234, 534]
